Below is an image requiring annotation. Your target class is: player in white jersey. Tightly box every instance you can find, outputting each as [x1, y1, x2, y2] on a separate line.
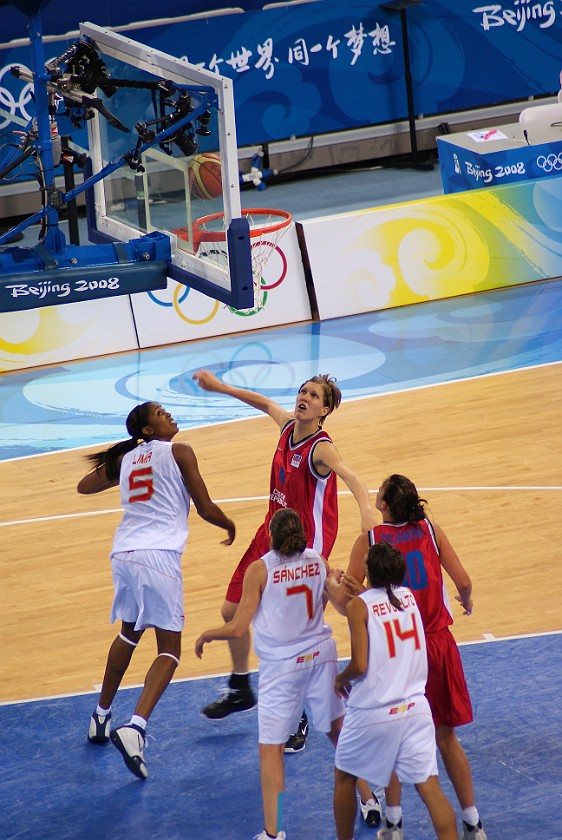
[78, 402, 235, 780]
[334, 542, 458, 840]
[195, 508, 346, 840]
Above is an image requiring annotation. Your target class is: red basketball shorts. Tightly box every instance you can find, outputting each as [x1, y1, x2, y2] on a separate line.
[225, 521, 270, 604]
[425, 628, 473, 728]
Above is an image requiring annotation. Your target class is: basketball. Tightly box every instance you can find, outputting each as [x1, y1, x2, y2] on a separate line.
[188, 152, 222, 200]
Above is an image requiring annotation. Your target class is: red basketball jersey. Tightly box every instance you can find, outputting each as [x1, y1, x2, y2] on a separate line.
[267, 420, 338, 558]
[370, 519, 453, 634]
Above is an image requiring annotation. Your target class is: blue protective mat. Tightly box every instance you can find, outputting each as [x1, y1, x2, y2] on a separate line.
[2, 633, 561, 839]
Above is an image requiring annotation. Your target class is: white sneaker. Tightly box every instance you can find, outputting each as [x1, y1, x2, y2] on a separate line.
[87, 710, 111, 744]
[377, 819, 404, 840]
[462, 821, 487, 840]
[110, 724, 148, 780]
[253, 831, 286, 839]
[360, 793, 382, 828]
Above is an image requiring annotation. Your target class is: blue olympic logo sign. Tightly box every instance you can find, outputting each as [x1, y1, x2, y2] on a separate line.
[536, 153, 562, 173]
[0, 64, 34, 130]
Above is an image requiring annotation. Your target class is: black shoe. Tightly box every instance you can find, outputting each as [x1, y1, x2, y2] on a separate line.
[284, 712, 309, 753]
[202, 687, 256, 720]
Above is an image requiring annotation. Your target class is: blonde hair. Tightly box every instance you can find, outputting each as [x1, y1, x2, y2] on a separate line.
[299, 374, 342, 425]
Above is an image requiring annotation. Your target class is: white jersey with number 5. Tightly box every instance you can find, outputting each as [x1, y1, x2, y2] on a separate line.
[253, 547, 332, 661]
[348, 586, 428, 710]
[112, 440, 191, 554]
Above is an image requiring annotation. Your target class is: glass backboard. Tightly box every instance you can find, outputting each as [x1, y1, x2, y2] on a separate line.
[80, 22, 253, 309]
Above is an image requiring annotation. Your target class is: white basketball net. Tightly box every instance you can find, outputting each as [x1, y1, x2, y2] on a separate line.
[194, 208, 292, 315]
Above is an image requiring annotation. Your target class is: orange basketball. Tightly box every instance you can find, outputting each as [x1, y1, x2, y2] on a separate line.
[188, 152, 222, 200]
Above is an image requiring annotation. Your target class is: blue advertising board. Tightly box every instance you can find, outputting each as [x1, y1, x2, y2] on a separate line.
[437, 124, 562, 193]
[1, 0, 562, 149]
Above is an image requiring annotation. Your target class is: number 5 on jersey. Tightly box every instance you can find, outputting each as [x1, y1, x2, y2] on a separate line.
[129, 467, 154, 502]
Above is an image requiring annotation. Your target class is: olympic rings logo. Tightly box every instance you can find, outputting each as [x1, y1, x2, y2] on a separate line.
[536, 153, 562, 173]
[0, 64, 34, 130]
[148, 240, 288, 324]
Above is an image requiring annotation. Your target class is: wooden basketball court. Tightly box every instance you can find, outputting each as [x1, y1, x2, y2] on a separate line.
[2, 361, 560, 704]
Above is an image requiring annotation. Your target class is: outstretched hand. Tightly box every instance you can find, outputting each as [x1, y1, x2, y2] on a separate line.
[192, 369, 223, 393]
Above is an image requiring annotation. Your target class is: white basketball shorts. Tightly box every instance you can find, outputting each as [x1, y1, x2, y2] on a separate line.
[110, 549, 184, 632]
[258, 637, 345, 744]
[335, 694, 438, 785]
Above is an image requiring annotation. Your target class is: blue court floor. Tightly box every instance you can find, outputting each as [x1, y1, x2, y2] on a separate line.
[1, 277, 562, 461]
[2, 633, 561, 840]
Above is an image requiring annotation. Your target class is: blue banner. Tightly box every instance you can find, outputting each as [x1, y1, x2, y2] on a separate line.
[1, 0, 562, 149]
[438, 135, 562, 192]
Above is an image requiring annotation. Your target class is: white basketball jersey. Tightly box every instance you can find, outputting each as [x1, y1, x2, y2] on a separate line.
[112, 440, 191, 554]
[253, 547, 333, 661]
[347, 586, 428, 710]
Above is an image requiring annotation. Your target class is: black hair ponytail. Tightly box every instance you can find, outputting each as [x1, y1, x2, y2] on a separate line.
[84, 402, 155, 481]
[366, 543, 406, 611]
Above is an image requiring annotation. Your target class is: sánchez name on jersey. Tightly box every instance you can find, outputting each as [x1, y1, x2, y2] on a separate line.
[272, 561, 321, 583]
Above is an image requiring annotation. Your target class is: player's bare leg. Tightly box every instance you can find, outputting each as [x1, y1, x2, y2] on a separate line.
[88, 621, 143, 746]
[259, 742, 286, 837]
[109, 627, 180, 781]
[221, 599, 252, 673]
[414, 776, 458, 840]
[201, 600, 256, 720]
[329, 717, 382, 830]
[334, 767, 358, 840]
[98, 621, 143, 709]
[436, 726, 475, 808]
[133, 628, 181, 720]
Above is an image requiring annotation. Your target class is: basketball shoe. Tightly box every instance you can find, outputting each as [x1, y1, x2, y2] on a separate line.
[87, 710, 111, 744]
[359, 791, 382, 828]
[377, 818, 404, 840]
[202, 686, 256, 720]
[110, 724, 148, 780]
[284, 711, 309, 753]
[462, 820, 487, 839]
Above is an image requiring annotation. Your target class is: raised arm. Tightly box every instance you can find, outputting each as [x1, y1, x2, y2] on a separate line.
[433, 521, 474, 615]
[172, 442, 235, 545]
[192, 368, 293, 431]
[77, 463, 119, 495]
[313, 441, 377, 532]
[195, 559, 266, 657]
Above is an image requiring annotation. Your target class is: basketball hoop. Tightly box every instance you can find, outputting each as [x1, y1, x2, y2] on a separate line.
[192, 208, 292, 315]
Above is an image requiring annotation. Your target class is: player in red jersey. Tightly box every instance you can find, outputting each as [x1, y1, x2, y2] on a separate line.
[343, 475, 487, 840]
[192, 370, 376, 738]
